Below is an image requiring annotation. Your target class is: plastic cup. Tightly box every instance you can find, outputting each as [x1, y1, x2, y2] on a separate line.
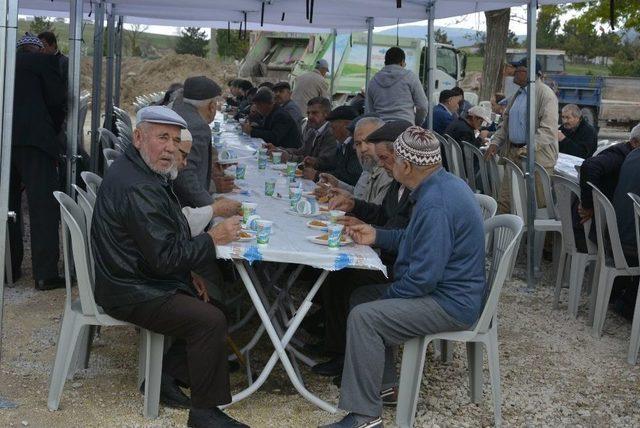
[245, 215, 261, 231]
[241, 202, 257, 223]
[265, 179, 276, 196]
[327, 224, 344, 249]
[235, 163, 247, 179]
[220, 149, 237, 161]
[256, 220, 273, 245]
[286, 162, 297, 178]
[296, 197, 318, 215]
[329, 210, 346, 224]
[258, 156, 267, 170]
[213, 122, 221, 132]
[272, 151, 282, 164]
[290, 187, 303, 209]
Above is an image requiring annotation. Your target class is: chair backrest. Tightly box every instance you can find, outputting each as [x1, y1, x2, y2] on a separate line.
[116, 119, 132, 139]
[461, 141, 490, 193]
[444, 134, 466, 180]
[523, 157, 557, 220]
[73, 185, 96, 278]
[433, 131, 454, 173]
[551, 175, 593, 255]
[53, 191, 100, 317]
[98, 127, 120, 151]
[113, 106, 132, 128]
[103, 148, 121, 167]
[502, 157, 527, 221]
[81, 171, 103, 200]
[475, 214, 524, 333]
[630, 192, 640, 268]
[475, 194, 497, 221]
[485, 154, 501, 201]
[588, 182, 632, 270]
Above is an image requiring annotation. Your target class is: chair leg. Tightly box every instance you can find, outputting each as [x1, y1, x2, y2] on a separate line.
[568, 255, 587, 318]
[466, 342, 483, 404]
[553, 251, 568, 309]
[4, 231, 13, 286]
[68, 325, 91, 378]
[396, 337, 429, 428]
[533, 230, 545, 276]
[592, 269, 616, 338]
[587, 261, 601, 327]
[485, 330, 502, 428]
[143, 330, 164, 419]
[47, 311, 83, 411]
[627, 281, 640, 365]
[138, 329, 147, 389]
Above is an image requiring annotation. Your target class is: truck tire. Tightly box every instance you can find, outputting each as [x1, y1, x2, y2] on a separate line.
[581, 107, 596, 127]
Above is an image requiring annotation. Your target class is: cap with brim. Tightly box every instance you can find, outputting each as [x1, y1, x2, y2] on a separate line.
[326, 105, 359, 122]
[466, 106, 492, 124]
[272, 81, 291, 91]
[347, 113, 379, 134]
[365, 120, 413, 143]
[509, 58, 543, 75]
[136, 106, 188, 129]
[316, 59, 329, 70]
[183, 76, 222, 100]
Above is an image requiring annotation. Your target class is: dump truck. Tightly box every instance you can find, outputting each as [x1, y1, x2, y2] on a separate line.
[239, 31, 475, 106]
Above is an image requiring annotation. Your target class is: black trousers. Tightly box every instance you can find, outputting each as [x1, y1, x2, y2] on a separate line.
[106, 293, 232, 409]
[321, 268, 389, 355]
[9, 146, 61, 281]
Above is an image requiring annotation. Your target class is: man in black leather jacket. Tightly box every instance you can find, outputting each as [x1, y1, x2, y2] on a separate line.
[91, 106, 248, 428]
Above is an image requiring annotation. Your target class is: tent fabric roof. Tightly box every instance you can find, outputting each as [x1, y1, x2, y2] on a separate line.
[19, 0, 578, 31]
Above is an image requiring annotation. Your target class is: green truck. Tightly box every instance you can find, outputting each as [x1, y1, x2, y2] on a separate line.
[238, 31, 474, 106]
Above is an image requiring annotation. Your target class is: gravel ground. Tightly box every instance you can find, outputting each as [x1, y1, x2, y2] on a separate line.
[1, 245, 639, 427]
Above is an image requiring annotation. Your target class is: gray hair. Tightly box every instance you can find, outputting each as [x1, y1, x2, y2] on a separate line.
[355, 117, 385, 134]
[562, 104, 582, 118]
[631, 124, 640, 142]
[183, 97, 216, 108]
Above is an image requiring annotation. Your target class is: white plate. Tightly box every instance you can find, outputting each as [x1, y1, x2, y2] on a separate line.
[306, 220, 329, 230]
[270, 163, 287, 170]
[235, 232, 256, 242]
[306, 235, 354, 246]
[217, 155, 255, 165]
[285, 209, 322, 218]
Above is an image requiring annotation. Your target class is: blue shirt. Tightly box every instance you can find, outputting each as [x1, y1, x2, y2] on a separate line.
[508, 88, 528, 145]
[430, 103, 454, 135]
[374, 168, 486, 326]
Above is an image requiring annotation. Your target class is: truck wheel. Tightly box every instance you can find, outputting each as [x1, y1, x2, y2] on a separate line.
[581, 107, 596, 127]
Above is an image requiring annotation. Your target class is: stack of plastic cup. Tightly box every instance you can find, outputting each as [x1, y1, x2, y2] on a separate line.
[241, 202, 257, 223]
[264, 178, 276, 196]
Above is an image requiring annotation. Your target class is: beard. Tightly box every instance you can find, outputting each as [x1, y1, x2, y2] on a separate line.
[359, 155, 377, 172]
[140, 146, 177, 179]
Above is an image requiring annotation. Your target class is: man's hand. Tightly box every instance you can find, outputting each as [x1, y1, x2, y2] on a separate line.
[191, 272, 210, 303]
[318, 173, 339, 188]
[208, 215, 242, 245]
[304, 156, 319, 169]
[484, 144, 498, 160]
[212, 197, 241, 218]
[328, 193, 355, 212]
[303, 167, 317, 181]
[578, 203, 593, 224]
[558, 130, 566, 142]
[213, 175, 235, 193]
[241, 122, 252, 135]
[264, 143, 277, 153]
[346, 224, 376, 246]
[337, 216, 364, 227]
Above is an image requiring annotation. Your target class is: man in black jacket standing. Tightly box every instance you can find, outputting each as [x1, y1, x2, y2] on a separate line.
[558, 104, 597, 159]
[242, 87, 301, 149]
[91, 106, 247, 428]
[9, 33, 66, 290]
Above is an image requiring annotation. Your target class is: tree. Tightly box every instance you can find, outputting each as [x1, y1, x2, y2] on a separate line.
[609, 40, 640, 76]
[566, 0, 640, 32]
[537, 5, 563, 49]
[175, 27, 209, 58]
[125, 24, 148, 57]
[29, 16, 53, 35]
[216, 29, 250, 60]
[434, 28, 452, 45]
[479, 8, 510, 101]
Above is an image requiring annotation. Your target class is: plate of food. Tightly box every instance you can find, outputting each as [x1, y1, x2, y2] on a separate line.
[317, 195, 330, 204]
[285, 209, 322, 218]
[306, 219, 329, 230]
[271, 164, 287, 171]
[235, 231, 256, 242]
[307, 234, 354, 246]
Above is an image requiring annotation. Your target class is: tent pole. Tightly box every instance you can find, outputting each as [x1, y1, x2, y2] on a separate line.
[90, 1, 105, 173]
[526, 0, 538, 289]
[329, 28, 337, 102]
[114, 16, 123, 107]
[66, 0, 83, 196]
[364, 17, 374, 93]
[103, 7, 116, 131]
[426, 1, 436, 129]
[0, 0, 19, 409]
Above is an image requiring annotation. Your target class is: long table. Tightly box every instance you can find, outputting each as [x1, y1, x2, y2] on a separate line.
[212, 124, 386, 412]
[554, 153, 583, 183]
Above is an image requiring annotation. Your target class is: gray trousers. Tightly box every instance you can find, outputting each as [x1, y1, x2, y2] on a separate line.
[339, 284, 468, 417]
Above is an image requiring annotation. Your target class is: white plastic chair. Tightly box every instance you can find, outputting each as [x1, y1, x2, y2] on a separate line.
[433, 132, 454, 175]
[588, 183, 640, 338]
[445, 134, 467, 181]
[461, 141, 490, 194]
[80, 171, 103, 200]
[395, 214, 524, 428]
[48, 191, 165, 418]
[628, 192, 640, 364]
[475, 193, 497, 222]
[486, 155, 501, 202]
[103, 148, 121, 167]
[551, 176, 597, 317]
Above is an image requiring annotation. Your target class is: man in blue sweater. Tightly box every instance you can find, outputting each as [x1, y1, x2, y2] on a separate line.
[320, 126, 486, 428]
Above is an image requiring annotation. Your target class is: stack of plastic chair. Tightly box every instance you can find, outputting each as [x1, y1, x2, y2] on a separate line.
[475, 193, 498, 221]
[48, 191, 165, 418]
[80, 171, 103, 200]
[461, 141, 491, 194]
[103, 148, 121, 167]
[395, 215, 524, 428]
[627, 192, 640, 364]
[486, 154, 502, 202]
[444, 135, 467, 182]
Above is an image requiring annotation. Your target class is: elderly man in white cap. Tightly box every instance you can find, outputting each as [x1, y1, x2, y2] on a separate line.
[321, 126, 486, 428]
[91, 106, 248, 427]
[291, 58, 330, 112]
[444, 105, 493, 148]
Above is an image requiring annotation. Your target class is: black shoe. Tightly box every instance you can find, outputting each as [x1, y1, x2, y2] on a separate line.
[188, 407, 249, 427]
[35, 276, 65, 291]
[319, 413, 383, 428]
[311, 356, 344, 377]
[380, 386, 397, 407]
[140, 374, 191, 409]
[332, 375, 341, 388]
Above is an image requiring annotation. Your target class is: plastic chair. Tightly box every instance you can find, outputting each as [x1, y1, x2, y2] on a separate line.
[551, 176, 597, 317]
[433, 132, 454, 174]
[48, 191, 164, 418]
[103, 148, 121, 167]
[98, 127, 121, 152]
[445, 134, 467, 181]
[461, 141, 490, 194]
[113, 106, 132, 129]
[486, 155, 501, 202]
[80, 171, 103, 200]
[628, 192, 640, 364]
[588, 183, 640, 338]
[475, 193, 497, 221]
[395, 214, 524, 428]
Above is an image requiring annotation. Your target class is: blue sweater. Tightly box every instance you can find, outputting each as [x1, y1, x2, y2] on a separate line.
[430, 104, 454, 135]
[375, 168, 486, 326]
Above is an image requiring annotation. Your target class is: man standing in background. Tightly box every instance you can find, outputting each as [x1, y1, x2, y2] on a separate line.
[292, 59, 330, 112]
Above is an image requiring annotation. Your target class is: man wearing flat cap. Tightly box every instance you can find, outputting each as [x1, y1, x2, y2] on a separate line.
[92, 106, 248, 427]
[292, 59, 330, 113]
[273, 81, 304, 131]
[321, 127, 486, 428]
[242, 87, 302, 149]
[173, 76, 235, 208]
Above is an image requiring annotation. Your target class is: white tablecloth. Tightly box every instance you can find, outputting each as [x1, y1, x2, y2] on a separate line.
[554, 153, 584, 182]
[212, 128, 387, 275]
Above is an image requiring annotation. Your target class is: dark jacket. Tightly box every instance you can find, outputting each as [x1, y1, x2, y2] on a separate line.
[613, 148, 640, 251]
[92, 145, 216, 309]
[12, 52, 66, 159]
[580, 142, 634, 210]
[559, 118, 597, 159]
[172, 100, 214, 207]
[287, 123, 337, 167]
[323, 137, 362, 186]
[444, 117, 483, 148]
[250, 105, 302, 149]
[281, 99, 304, 129]
[350, 180, 413, 267]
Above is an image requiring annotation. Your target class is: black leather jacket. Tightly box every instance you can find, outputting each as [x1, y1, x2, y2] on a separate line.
[91, 145, 217, 309]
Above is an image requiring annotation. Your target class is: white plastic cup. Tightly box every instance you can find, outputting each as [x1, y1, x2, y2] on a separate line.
[256, 220, 273, 245]
[241, 202, 258, 223]
[327, 224, 344, 249]
[245, 215, 261, 231]
[272, 151, 282, 164]
[329, 210, 346, 224]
